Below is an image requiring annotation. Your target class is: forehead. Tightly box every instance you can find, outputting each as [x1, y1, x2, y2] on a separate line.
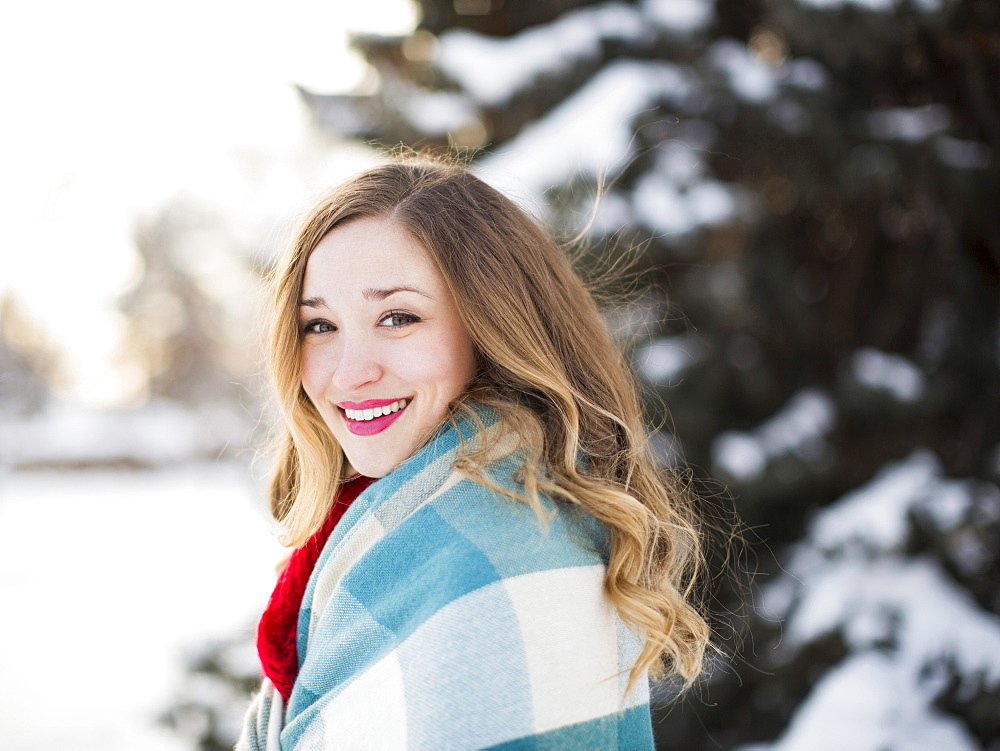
[302, 217, 441, 296]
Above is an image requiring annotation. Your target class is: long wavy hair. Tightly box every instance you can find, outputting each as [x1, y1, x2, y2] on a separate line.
[265, 155, 710, 690]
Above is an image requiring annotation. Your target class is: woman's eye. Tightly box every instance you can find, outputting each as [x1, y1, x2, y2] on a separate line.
[302, 320, 336, 335]
[380, 311, 420, 328]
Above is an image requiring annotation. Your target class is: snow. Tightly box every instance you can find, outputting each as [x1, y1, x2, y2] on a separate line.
[807, 450, 995, 565]
[715, 433, 768, 481]
[916, 475, 979, 532]
[633, 335, 705, 386]
[798, 0, 895, 10]
[435, 0, 714, 107]
[811, 451, 938, 552]
[785, 58, 828, 91]
[759, 448, 1000, 751]
[783, 554, 1000, 675]
[797, 0, 947, 11]
[632, 142, 739, 236]
[763, 389, 836, 457]
[0, 399, 250, 469]
[770, 554, 1000, 751]
[851, 347, 927, 403]
[658, 140, 707, 183]
[769, 652, 978, 751]
[641, 0, 715, 34]
[397, 89, 477, 135]
[476, 60, 694, 205]
[688, 180, 739, 223]
[638, 178, 738, 236]
[633, 175, 691, 235]
[709, 39, 780, 103]
[437, 3, 648, 106]
[449, 22, 823, 217]
[866, 104, 951, 142]
[712, 389, 836, 481]
[934, 137, 992, 170]
[780, 452, 1000, 670]
[579, 190, 636, 236]
[0, 464, 284, 751]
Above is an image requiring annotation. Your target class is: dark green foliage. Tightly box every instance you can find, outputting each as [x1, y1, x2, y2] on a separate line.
[319, 0, 999, 746]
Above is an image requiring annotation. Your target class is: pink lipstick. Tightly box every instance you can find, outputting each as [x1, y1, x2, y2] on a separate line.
[338, 398, 409, 436]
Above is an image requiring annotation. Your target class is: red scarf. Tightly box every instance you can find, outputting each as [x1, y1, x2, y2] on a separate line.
[257, 475, 374, 701]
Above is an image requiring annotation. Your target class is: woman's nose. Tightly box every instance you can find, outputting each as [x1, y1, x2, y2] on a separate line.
[330, 335, 383, 393]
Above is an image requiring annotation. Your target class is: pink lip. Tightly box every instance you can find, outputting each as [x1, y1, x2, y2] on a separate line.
[340, 400, 409, 437]
[337, 398, 407, 410]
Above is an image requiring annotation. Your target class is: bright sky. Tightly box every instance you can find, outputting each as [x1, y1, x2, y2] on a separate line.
[0, 0, 417, 406]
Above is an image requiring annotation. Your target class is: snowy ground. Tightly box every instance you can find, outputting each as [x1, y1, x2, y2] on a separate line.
[0, 464, 283, 751]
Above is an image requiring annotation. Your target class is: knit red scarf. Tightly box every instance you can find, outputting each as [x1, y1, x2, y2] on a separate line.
[257, 475, 374, 701]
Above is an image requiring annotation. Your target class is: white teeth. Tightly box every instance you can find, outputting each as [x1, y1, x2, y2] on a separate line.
[344, 400, 408, 422]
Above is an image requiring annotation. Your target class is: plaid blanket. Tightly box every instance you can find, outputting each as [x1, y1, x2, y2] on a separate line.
[237, 411, 653, 750]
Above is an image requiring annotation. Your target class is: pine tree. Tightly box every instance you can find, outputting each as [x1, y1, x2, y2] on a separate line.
[298, 0, 1000, 746]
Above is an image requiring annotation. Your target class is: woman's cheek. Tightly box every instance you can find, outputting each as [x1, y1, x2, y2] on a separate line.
[415, 326, 477, 388]
[299, 346, 326, 401]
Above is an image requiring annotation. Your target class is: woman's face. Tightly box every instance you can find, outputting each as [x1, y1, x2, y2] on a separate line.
[299, 217, 478, 478]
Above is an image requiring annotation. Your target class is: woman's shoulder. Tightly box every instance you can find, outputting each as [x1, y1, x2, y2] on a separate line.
[337, 411, 612, 586]
[321, 466, 613, 656]
[404, 467, 611, 578]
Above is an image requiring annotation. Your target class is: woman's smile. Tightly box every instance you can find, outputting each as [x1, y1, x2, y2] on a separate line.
[339, 398, 410, 436]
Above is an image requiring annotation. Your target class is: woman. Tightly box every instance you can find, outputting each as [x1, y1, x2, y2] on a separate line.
[239, 156, 710, 750]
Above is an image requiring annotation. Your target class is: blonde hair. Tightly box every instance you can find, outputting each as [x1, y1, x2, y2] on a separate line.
[265, 155, 710, 690]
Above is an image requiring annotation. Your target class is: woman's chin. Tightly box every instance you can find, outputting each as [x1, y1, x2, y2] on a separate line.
[340, 449, 404, 480]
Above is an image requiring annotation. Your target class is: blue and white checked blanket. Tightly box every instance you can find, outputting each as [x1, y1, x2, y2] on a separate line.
[238, 411, 653, 750]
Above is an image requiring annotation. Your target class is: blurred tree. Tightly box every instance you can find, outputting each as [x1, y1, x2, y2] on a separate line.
[158, 629, 263, 751]
[0, 292, 53, 416]
[119, 196, 259, 408]
[291, 0, 999, 748]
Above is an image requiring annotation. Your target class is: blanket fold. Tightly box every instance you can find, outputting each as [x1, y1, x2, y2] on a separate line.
[238, 411, 653, 750]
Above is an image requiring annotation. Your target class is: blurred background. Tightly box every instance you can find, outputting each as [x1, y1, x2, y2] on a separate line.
[1, 0, 998, 749]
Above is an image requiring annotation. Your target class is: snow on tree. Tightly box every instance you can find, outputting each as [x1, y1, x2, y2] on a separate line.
[758, 451, 1000, 749]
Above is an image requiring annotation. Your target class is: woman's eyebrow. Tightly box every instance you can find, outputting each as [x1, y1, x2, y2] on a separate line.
[299, 287, 431, 308]
[362, 286, 432, 301]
